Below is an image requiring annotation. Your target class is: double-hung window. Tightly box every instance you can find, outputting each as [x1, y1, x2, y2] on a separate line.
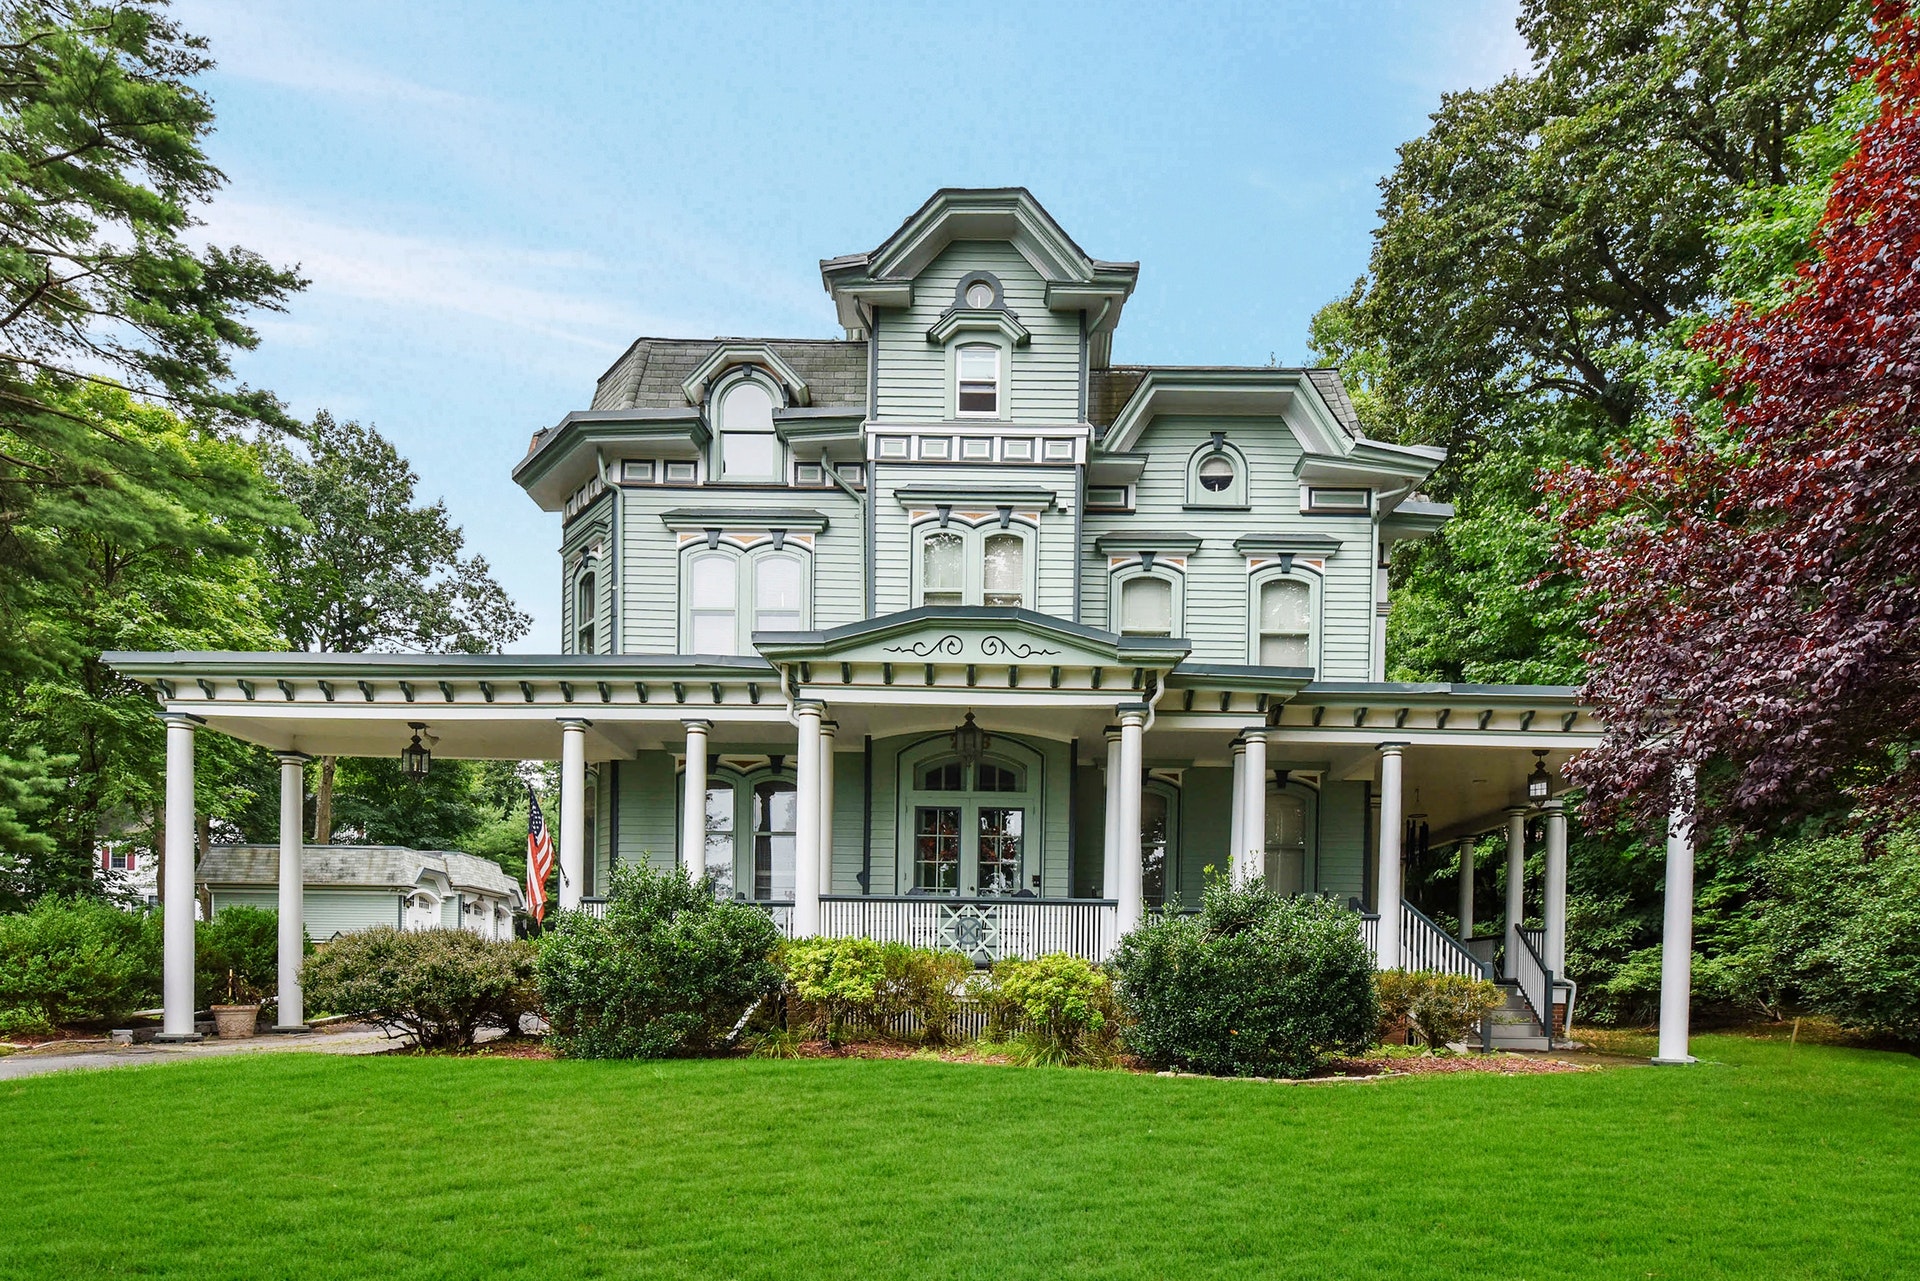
[982, 533, 1024, 607]
[956, 345, 999, 416]
[574, 572, 597, 654]
[688, 554, 740, 654]
[754, 555, 803, 632]
[1119, 575, 1173, 636]
[922, 532, 965, 606]
[717, 380, 778, 481]
[1257, 578, 1312, 666]
[686, 549, 809, 652]
[916, 526, 1031, 608]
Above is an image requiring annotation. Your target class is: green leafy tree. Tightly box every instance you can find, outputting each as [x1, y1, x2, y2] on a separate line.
[259, 412, 530, 840]
[0, 0, 301, 674]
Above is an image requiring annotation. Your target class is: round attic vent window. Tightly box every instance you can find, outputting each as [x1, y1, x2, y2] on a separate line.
[965, 281, 995, 309]
[1198, 454, 1236, 491]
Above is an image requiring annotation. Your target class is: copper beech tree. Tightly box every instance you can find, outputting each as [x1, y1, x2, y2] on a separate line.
[1550, 1, 1920, 835]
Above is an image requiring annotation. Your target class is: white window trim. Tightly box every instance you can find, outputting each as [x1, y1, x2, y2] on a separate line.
[952, 339, 1008, 420]
[679, 543, 813, 653]
[1109, 561, 1184, 638]
[1187, 440, 1250, 508]
[1246, 561, 1323, 671]
[711, 371, 783, 484]
[572, 563, 601, 654]
[910, 517, 1038, 609]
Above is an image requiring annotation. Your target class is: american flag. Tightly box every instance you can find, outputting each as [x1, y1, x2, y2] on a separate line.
[526, 786, 554, 922]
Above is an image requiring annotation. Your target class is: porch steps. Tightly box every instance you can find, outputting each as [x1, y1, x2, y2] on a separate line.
[1486, 982, 1552, 1052]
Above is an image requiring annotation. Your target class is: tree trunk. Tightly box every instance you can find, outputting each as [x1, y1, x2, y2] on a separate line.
[313, 755, 336, 844]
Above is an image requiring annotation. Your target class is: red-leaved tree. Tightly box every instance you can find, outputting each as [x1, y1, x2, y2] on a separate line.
[1548, 0, 1920, 835]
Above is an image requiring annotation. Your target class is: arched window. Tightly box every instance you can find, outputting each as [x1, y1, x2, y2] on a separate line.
[688, 554, 739, 654]
[754, 554, 803, 632]
[1257, 577, 1312, 667]
[1119, 575, 1173, 636]
[1187, 440, 1249, 507]
[982, 532, 1025, 608]
[922, 531, 965, 606]
[956, 344, 1000, 416]
[717, 379, 778, 481]
[574, 571, 597, 654]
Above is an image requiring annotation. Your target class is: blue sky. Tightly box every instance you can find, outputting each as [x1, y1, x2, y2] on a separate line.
[174, 0, 1527, 650]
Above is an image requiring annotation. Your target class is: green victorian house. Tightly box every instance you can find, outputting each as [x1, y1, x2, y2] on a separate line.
[107, 190, 1707, 1063]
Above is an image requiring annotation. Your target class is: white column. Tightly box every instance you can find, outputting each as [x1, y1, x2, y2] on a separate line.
[274, 752, 309, 1032]
[1375, 743, 1406, 970]
[1503, 806, 1528, 981]
[558, 719, 588, 911]
[1228, 737, 1247, 879]
[1655, 768, 1697, 1065]
[681, 719, 712, 881]
[793, 701, 824, 936]
[1456, 838, 1475, 943]
[1114, 706, 1147, 938]
[1240, 730, 1268, 886]
[818, 720, 837, 896]
[1543, 798, 1568, 977]
[1101, 728, 1122, 899]
[157, 713, 201, 1042]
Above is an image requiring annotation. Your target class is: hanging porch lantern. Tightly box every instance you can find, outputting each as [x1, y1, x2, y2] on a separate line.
[950, 712, 991, 768]
[401, 722, 432, 780]
[1526, 750, 1553, 802]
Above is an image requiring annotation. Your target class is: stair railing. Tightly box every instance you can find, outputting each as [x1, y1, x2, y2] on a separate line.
[1511, 926, 1554, 1039]
[1399, 899, 1495, 980]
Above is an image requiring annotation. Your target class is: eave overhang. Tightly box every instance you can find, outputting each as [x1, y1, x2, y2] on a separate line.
[681, 343, 813, 407]
[659, 507, 830, 534]
[1231, 532, 1344, 557]
[514, 409, 706, 510]
[1092, 531, 1203, 555]
[925, 306, 1032, 347]
[1100, 368, 1353, 456]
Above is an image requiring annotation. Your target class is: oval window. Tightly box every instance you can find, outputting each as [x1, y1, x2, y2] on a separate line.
[965, 281, 995, 309]
[1197, 454, 1235, 492]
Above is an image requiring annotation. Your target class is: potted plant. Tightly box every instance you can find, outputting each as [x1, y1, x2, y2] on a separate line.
[210, 968, 263, 1039]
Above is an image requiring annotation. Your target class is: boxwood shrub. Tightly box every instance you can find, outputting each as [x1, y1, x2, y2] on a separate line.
[302, 926, 536, 1048]
[1111, 880, 1378, 1077]
[0, 896, 161, 1034]
[537, 862, 781, 1059]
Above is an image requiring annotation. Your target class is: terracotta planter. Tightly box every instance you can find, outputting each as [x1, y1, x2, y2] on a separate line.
[211, 1004, 262, 1039]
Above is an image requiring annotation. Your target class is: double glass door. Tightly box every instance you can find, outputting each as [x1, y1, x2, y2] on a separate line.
[913, 804, 1025, 896]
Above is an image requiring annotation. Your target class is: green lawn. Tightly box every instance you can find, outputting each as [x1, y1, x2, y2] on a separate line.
[3, 1035, 1914, 1280]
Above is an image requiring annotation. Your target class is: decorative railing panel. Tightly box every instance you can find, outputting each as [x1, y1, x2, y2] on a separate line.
[819, 896, 1114, 964]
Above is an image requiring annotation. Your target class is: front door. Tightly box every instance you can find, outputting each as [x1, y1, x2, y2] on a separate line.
[1264, 789, 1308, 895]
[906, 752, 1037, 896]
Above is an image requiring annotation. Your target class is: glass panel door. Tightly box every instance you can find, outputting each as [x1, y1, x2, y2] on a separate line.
[1264, 792, 1307, 895]
[976, 807, 1023, 895]
[703, 783, 735, 898]
[1141, 790, 1170, 905]
[915, 806, 961, 891]
[753, 780, 797, 901]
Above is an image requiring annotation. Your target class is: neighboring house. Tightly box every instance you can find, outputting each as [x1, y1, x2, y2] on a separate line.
[95, 841, 159, 906]
[106, 190, 1710, 1060]
[199, 845, 522, 941]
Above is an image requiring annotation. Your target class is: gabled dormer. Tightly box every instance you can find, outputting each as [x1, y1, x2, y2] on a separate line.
[821, 189, 1138, 427]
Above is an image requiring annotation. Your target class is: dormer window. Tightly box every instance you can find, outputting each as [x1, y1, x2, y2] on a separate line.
[956, 345, 999, 417]
[717, 379, 778, 482]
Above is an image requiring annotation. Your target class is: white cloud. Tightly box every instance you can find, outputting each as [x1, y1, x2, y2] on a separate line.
[179, 1, 477, 109]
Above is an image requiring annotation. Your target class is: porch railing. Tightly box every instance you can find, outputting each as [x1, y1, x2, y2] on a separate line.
[1400, 900, 1494, 979]
[1512, 926, 1554, 1037]
[820, 895, 1115, 965]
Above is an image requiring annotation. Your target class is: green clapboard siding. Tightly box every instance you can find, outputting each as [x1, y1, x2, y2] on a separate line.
[873, 241, 1082, 424]
[1176, 766, 1234, 905]
[828, 745, 867, 895]
[1317, 780, 1369, 901]
[1083, 414, 1375, 678]
[871, 463, 1078, 616]
[559, 500, 613, 653]
[613, 750, 678, 873]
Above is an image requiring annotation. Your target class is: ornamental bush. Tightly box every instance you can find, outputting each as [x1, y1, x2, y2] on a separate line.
[198, 906, 308, 1006]
[985, 952, 1117, 1065]
[302, 927, 536, 1049]
[1110, 880, 1377, 1078]
[1375, 970, 1504, 1049]
[782, 935, 887, 1043]
[0, 896, 161, 1033]
[536, 862, 781, 1059]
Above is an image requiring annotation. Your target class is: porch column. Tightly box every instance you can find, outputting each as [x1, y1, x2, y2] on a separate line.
[793, 701, 825, 936]
[1655, 768, 1698, 1065]
[557, 718, 588, 911]
[1228, 736, 1246, 878]
[681, 719, 711, 881]
[274, 752, 310, 1032]
[1374, 742, 1406, 969]
[1503, 805, 1527, 981]
[1455, 838, 1475, 943]
[1240, 729, 1268, 885]
[157, 713, 201, 1042]
[1113, 705, 1148, 938]
[1542, 798, 1568, 977]
[1101, 727, 1122, 899]
[818, 720, 837, 896]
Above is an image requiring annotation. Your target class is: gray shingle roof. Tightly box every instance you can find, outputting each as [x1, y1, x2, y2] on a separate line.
[592, 338, 867, 412]
[1088, 365, 1363, 435]
[200, 845, 521, 902]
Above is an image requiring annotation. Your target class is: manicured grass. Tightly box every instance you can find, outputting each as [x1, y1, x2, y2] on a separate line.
[3, 1036, 1914, 1280]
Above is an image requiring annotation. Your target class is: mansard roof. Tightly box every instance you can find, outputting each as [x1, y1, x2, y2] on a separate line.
[591, 337, 866, 412]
